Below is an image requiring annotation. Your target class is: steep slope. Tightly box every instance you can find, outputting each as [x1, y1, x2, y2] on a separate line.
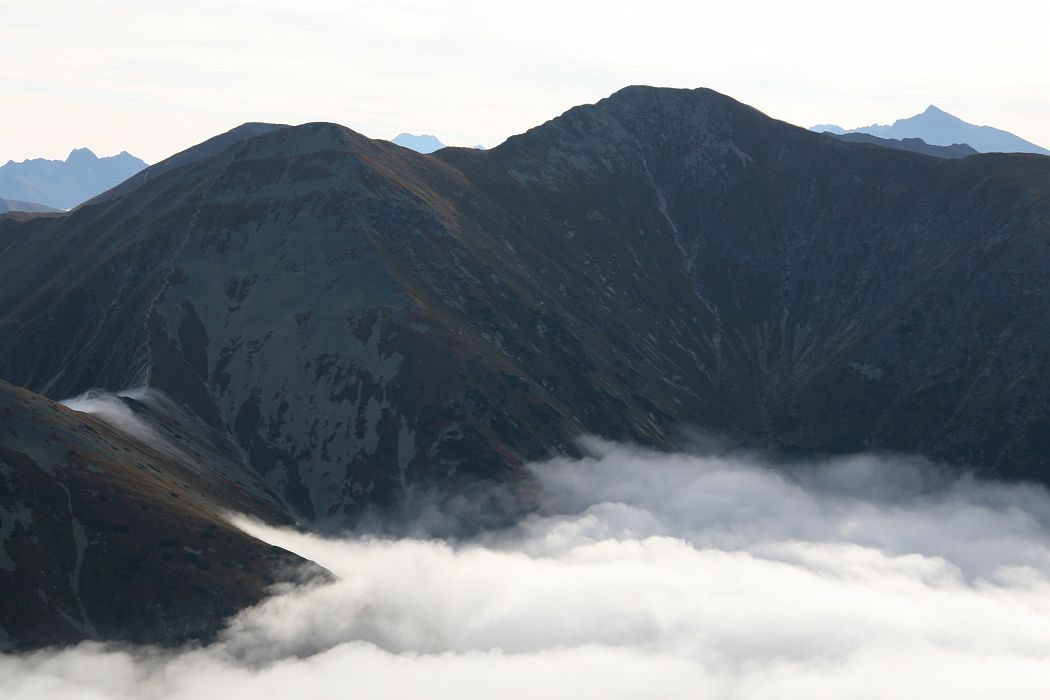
[0, 380, 308, 650]
[2, 86, 1050, 528]
[814, 105, 1050, 154]
[0, 148, 147, 210]
[88, 123, 287, 206]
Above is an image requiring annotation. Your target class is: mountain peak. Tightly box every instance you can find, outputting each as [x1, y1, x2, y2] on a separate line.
[499, 85, 765, 167]
[811, 103, 1049, 155]
[392, 133, 446, 154]
[908, 105, 964, 126]
[599, 85, 732, 112]
[238, 122, 375, 160]
[66, 147, 98, 163]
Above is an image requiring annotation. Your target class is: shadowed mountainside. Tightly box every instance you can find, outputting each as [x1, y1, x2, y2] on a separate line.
[822, 132, 978, 158]
[2, 86, 1050, 533]
[0, 380, 309, 650]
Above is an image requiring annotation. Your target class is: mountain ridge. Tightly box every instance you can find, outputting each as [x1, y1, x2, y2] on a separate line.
[87, 122, 288, 206]
[817, 132, 978, 158]
[3, 85, 1050, 527]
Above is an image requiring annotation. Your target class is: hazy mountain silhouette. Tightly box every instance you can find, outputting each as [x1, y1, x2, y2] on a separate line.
[0, 198, 60, 214]
[813, 105, 1050, 154]
[810, 123, 846, 135]
[0, 148, 147, 209]
[392, 132, 446, 153]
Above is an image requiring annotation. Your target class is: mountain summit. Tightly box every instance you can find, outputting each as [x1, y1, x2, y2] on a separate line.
[812, 105, 1050, 154]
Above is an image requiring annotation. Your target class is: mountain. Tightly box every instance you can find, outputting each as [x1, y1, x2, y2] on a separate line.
[813, 105, 1050, 155]
[810, 123, 846, 135]
[88, 123, 286, 206]
[392, 132, 446, 153]
[0, 198, 61, 214]
[0, 148, 147, 210]
[0, 379, 310, 650]
[2, 85, 1050, 556]
[821, 132, 978, 158]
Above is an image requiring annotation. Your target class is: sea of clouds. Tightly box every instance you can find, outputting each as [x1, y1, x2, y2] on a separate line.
[4, 436, 1050, 698]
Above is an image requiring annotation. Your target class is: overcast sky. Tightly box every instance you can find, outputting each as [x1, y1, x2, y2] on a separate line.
[4, 0, 1049, 163]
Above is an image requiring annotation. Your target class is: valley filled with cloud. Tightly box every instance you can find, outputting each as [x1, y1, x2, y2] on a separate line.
[5, 438, 1050, 699]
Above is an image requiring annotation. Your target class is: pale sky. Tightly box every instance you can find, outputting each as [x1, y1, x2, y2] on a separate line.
[3, 0, 1049, 164]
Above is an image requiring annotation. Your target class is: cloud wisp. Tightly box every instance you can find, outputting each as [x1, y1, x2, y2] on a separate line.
[4, 438, 1050, 698]
[60, 387, 166, 450]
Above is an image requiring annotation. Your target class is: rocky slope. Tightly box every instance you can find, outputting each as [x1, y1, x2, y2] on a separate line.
[0, 380, 307, 650]
[2, 86, 1050, 532]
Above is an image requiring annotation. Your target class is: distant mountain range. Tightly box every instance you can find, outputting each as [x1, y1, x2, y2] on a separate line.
[0, 198, 60, 214]
[0, 148, 147, 210]
[812, 105, 1050, 155]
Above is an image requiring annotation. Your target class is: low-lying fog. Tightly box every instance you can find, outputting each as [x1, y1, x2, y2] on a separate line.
[5, 436, 1050, 698]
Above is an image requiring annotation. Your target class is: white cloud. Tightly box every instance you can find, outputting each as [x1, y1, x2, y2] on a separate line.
[3, 439, 1050, 698]
[60, 388, 166, 450]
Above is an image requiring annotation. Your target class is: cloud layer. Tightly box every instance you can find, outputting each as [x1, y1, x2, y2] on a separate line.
[4, 438, 1050, 698]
